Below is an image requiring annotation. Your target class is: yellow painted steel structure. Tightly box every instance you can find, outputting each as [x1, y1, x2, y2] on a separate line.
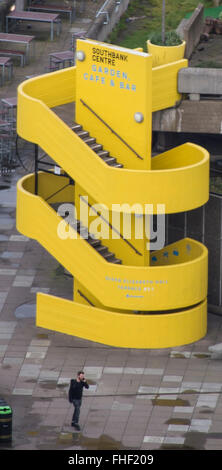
[147, 40, 186, 68]
[16, 39, 209, 348]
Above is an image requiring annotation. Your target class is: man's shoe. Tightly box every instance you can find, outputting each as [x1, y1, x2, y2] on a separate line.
[73, 423, 81, 431]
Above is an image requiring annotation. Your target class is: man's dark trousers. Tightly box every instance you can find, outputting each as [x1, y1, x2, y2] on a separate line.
[72, 398, 82, 424]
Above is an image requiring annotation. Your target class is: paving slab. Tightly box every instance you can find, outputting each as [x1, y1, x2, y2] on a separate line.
[0, 0, 222, 452]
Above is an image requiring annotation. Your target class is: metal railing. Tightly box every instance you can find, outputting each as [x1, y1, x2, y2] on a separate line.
[96, 0, 110, 24]
[96, 0, 122, 24]
[79, 194, 143, 256]
[80, 99, 143, 160]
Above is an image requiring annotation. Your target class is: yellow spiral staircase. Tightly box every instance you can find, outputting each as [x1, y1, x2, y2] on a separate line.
[16, 39, 209, 348]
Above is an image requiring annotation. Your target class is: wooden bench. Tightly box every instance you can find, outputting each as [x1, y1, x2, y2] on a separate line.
[28, 3, 75, 24]
[0, 49, 25, 66]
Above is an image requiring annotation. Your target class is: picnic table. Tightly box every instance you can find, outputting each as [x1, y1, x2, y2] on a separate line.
[1, 97, 17, 127]
[49, 50, 74, 69]
[0, 58, 13, 86]
[5, 11, 61, 42]
[28, 2, 75, 24]
[70, 30, 87, 52]
[1, 97, 17, 107]
[0, 33, 35, 63]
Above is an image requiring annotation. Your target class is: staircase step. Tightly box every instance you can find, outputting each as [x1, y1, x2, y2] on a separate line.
[87, 237, 101, 247]
[76, 130, 89, 139]
[101, 156, 116, 164]
[73, 122, 124, 169]
[72, 224, 79, 232]
[96, 245, 108, 255]
[71, 220, 81, 232]
[90, 143, 103, 152]
[72, 124, 82, 132]
[79, 228, 89, 238]
[50, 204, 122, 264]
[108, 256, 122, 264]
[97, 150, 110, 158]
[85, 233, 121, 263]
[109, 162, 124, 168]
[84, 137, 96, 145]
[102, 251, 116, 261]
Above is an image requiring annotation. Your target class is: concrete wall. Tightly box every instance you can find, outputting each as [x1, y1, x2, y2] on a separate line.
[152, 100, 222, 134]
[153, 66, 222, 133]
[86, 0, 131, 42]
[179, 3, 204, 59]
[178, 67, 222, 100]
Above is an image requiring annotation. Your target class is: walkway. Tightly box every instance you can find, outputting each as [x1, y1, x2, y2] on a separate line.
[0, 0, 222, 452]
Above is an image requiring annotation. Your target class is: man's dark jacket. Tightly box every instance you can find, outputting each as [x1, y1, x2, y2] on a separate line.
[68, 379, 89, 402]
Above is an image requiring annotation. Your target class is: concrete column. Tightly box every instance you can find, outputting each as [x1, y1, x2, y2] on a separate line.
[189, 93, 200, 101]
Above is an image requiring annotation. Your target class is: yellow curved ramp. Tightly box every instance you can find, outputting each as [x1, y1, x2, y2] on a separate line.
[37, 293, 207, 349]
[17, 173, 208, 312]
[16, 39, 209, 348]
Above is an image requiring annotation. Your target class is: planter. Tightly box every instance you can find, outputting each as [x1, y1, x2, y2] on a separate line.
[147, 39, 186, 68]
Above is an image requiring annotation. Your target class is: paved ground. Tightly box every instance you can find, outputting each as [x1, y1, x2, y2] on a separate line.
[0, 2, 222, 452]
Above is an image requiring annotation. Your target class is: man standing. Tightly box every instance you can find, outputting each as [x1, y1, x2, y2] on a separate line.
[69, 370, 89, 430]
